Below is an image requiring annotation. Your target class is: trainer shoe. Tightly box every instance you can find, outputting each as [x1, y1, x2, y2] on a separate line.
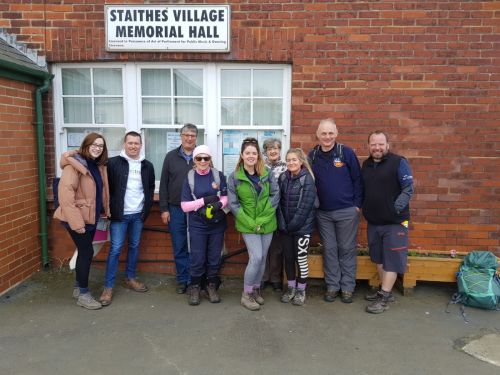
[324, 289, 339, 302]
[72, 287, 80, 299]
[189, 285, 201, 306]
[365, 288, 395, 302]
[206, 283, 221, 303]
[271, 282, 283, 293]
[366, 291, 392, 314]
[341, 291, 354, 304]
[124, 278, 148, 292]
[252, 288, 265, 305]
[281, 286, 296, 303]
[99, 288, 113, 306]
[241, 292, 260, 311]
[176, 283, 188, 294]
[77, 293, 102, 310]
[366, 298, 389, 314]
[292, 289, 306, 306]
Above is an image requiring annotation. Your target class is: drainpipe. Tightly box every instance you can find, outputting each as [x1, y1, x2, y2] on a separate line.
[0, 59, 53, 269]
[35, 78, 52, 268]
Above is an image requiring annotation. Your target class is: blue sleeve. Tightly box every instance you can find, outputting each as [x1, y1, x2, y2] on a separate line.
[394, 158, 414, 213]
[398, 158, 414, 188]
[180, 178, 193, 202]
[346, 148, 364, 208]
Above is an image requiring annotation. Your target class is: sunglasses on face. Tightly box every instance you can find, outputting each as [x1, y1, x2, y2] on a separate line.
[195, 156, 211, 162]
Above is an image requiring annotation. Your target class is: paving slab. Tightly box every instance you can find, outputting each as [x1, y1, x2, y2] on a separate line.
[461, 333, 500, 367]
[1, 269, 499, 375]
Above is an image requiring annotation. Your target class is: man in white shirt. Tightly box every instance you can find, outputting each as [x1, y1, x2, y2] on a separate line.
[99, 131, 155, 306]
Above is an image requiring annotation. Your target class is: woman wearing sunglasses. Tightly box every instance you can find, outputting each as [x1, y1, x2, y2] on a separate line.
[54, 132, 110, 310]
[227, 138, 280, 311]
[180, 145, 228, 306]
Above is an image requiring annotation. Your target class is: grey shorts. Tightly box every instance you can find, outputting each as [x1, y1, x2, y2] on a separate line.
[367, 223, 408, 274]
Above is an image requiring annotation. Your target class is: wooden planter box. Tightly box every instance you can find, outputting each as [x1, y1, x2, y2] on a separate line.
[308, 254, 380, 288]
[307, 253, 463, 295]
[403, 256, 462, 293]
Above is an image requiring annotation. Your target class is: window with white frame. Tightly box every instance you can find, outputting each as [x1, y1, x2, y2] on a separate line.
[53, 63, 291, 182]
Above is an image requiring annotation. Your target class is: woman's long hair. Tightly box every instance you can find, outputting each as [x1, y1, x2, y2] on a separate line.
[234, 137, 265, 176]
[79, 132, 108, 166]
[286, 148, 315, 180]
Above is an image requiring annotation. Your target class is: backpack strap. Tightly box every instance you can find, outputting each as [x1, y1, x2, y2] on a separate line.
[311, 145, 320, 165]
[445, 293, 470, 323]
[311, 143, 344, 164]
[187, 169, 197, 200]
[188, 168, 222, 200]
[335, 143, 344, 163]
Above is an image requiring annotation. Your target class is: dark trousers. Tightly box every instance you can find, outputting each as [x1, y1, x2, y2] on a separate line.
[67, 228, 96, 289]
[262, 231, 283, 284]
[189, 230, 224, 286]
[281, 232, 311, 284]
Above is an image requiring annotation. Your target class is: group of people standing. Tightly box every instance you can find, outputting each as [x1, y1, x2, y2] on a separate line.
[55, 118, 413, 315]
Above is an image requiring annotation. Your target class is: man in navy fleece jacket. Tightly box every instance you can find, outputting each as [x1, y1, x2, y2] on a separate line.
[308, 118, 363, 304]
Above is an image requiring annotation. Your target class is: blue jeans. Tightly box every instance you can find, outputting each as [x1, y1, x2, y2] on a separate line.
[168, 204, 191, 285]
[104, 213, 144, 288]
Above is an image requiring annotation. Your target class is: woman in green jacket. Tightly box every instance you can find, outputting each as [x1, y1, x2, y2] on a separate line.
[228, 137, 280, 311]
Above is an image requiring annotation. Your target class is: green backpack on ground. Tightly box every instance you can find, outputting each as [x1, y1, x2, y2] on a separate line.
[454, 251, 500, 310]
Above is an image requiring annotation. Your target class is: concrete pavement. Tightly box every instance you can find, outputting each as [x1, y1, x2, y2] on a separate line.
[1, 269, 499, 375]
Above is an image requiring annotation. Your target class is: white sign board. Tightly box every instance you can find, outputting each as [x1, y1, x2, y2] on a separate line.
[105, 5, 230, 52]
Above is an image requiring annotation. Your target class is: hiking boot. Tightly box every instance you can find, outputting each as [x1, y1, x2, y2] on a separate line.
[125, 278, 148, 292]
[252, 288, 265, 305]
[189, 285, 201, 306]
[292, 289, 306, 306]
[324, 289, 339, 302]
[77, 293, 102, 310]
[366, 297, 390, 314]
[72, 287, 80, 299]
[281, 286, 296, 303]
[241, 292, 260, 311]
[207, 283, 221, 303]
[341, 291, 354, 304]
[365, 288, 395, 302]
[176, 283, 188, 294]
[271, 282, 283, 293]
[99, 288, 113, 307]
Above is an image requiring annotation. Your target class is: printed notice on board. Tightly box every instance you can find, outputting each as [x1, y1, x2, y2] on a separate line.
[222, 129, 283, 175]
[105, 5, 230, 52]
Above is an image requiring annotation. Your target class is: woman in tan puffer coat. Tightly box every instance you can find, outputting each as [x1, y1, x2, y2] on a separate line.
[54, 132, 110, 310]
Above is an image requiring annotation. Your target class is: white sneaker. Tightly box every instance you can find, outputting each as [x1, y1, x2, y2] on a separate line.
[77, 293, 102, 310]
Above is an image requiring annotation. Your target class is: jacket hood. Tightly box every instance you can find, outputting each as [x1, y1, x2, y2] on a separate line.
[285, 167, 308, 181]
[59, 150, 90, 175]
[120, 149, 145, 162]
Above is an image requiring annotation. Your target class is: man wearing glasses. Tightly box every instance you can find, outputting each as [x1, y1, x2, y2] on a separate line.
[159, 123, 198, 294]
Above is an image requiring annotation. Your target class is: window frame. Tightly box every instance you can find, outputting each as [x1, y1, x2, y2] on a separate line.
[53, 62, 291, 178]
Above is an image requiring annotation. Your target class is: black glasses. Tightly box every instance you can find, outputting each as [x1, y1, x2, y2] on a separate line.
[90, 143, 104, 150]
[195, 156, 211, 162]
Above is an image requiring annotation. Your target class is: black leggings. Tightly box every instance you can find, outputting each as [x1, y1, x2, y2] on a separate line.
[281, 232, 310, 284]
[67, 228, 95, 289]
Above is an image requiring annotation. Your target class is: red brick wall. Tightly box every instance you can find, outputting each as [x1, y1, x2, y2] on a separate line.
[1, 1, 498, 276]
[0, 77, 41, 294]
